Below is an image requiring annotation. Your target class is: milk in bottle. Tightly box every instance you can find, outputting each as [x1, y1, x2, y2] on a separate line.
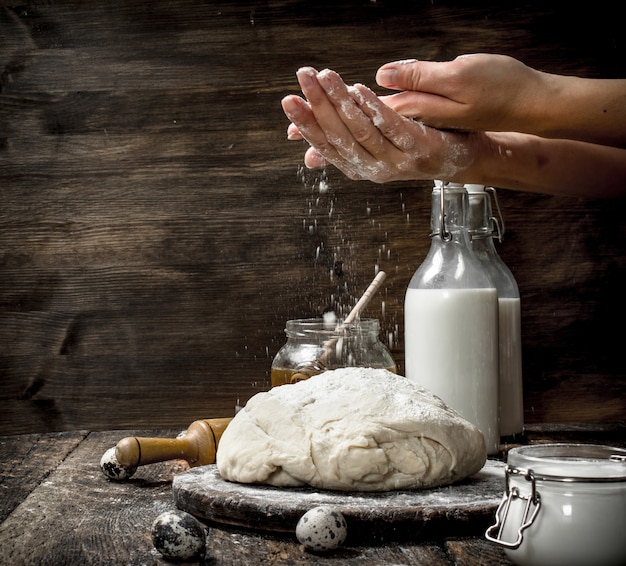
[466, 184, 523, 437]
[404, 182, 500, 454]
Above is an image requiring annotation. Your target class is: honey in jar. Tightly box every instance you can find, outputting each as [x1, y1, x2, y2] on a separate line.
[270, 317, 397, 387]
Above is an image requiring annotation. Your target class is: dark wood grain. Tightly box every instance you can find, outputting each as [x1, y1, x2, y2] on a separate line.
[0, 430, 86, 522]
[206, 527, 459, 565]
[446, 537, 513, 566]
[1, 1, 625, 435]
[0, 430, 190, 566]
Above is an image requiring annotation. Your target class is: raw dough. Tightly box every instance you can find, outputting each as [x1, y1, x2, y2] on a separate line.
[216, 368, 487, 491]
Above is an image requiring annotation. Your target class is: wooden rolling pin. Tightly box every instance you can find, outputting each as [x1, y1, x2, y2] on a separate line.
[115, 417, 232, 469]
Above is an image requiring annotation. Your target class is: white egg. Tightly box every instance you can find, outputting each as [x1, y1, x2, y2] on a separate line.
[151, 510, 207, 562]
[296, 506, 348, 552]
[99, 447, 136, 480]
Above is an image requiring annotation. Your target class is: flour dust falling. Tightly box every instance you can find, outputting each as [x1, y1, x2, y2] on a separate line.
[297, 166, 407, 351]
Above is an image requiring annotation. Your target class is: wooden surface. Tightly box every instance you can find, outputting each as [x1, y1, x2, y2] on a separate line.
[2, 425, 623, 565]
[1, 1, 625, 435]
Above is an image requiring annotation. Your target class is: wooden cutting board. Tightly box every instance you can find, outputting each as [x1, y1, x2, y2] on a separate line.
[173, 460, 506, 543]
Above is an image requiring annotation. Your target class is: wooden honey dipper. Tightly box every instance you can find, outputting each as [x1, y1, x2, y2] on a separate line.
[289, 270, 387, 382]
[105, 272, 387, 478]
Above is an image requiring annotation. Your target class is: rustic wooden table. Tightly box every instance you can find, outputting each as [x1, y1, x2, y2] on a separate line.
[0, 425, 623, 565]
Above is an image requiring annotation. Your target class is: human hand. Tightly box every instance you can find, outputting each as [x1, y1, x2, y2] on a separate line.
[376, 54, 546, 134]
[281, 67, 480, 183]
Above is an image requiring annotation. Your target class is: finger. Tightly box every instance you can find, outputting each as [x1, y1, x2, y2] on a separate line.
[296, 67, 336, 116]
[303, 146, 329, 169]
[315, 69, 387, 158]
[375, 59, 418, 90]
[287, 122, 304, 140]
[282, 93, 353, 170]
[376, 59, 456, 96]
[349, 84, 422, 152]
[379, 91, 462, 127]
[281, 94, 327, 148]
[295, 67, 369, 160]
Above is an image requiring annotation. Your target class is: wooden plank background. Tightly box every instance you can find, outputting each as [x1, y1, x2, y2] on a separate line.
[1, 0, 624, 435]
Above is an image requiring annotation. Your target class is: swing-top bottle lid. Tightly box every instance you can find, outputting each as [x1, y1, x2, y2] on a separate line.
[434, 180, 465, 190]
[465, 184, 486, 193]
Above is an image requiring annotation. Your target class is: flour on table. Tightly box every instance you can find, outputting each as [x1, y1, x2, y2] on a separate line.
[216, 368, 486, 491]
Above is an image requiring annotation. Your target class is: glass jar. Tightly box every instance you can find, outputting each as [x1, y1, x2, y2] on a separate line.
[271, 318, 397, 386]
[486, 443, 626, 566]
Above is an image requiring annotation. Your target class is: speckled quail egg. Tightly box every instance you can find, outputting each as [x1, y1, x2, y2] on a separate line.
[296, 506, 348, 552]
[151, 510, 207, 562]
[99, 447, 137, 480]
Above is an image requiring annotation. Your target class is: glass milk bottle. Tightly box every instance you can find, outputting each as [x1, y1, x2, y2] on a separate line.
[466, 184, 524, 438]
[404, 181, 500, 454]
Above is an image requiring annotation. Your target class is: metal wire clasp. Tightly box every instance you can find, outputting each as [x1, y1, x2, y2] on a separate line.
[485, 467, 541, 549]
[430, 181, 453, 241]
[440, 182, 452, 241]
[486, 186, 505, 242]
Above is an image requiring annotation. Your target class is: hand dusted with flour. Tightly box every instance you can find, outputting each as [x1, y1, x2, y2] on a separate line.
[216, 368, 487, 491]
[282, 67, 479, 184]
[282, 62, 626, 197]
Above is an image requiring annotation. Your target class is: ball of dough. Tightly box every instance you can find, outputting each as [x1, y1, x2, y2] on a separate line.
[217, 368, 486, 491]
[296, 506, 348, 552]
[151, 510, 206, 562]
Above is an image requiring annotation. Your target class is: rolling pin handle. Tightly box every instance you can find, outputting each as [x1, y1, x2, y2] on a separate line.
[115, 436, 142, 469]
[115, 417, 232, 469]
